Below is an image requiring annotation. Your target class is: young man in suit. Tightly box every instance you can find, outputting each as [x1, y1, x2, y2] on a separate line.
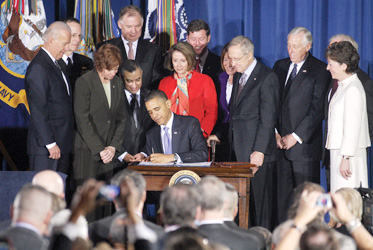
[97, 5, 163, 90]
[116, 60, 154, 167]
[187, 19, 222, 97]
[227, 35, 280, 230]
[273, 27, 331, 224]
[58, 17, 93, 92]
[25, 21, 74, 173]
[134, 90, 208, 163]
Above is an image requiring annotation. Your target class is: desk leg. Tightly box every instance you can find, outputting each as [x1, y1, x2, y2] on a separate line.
[237, 177, 250, 229]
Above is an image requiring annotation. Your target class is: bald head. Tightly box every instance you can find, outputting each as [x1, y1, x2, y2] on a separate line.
[32, 170, 65, 198]
[12, 184, 53, 234]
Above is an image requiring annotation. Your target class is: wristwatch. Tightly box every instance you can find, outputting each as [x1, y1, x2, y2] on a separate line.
[343, 155, 350, 160]
[174, 153, 178, 163]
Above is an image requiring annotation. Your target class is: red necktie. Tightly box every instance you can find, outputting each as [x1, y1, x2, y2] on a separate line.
[195, 58, 201, 73]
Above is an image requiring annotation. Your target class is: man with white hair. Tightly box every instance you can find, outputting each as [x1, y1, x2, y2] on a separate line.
[97, 5, 163, 89]
[273, 26, 331, 224]
[0, 184, 53, 250]
[25, 21, 74, 174]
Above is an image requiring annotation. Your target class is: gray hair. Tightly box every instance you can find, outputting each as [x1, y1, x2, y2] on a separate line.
[329, 34, 359, 52]
[288, 26, 313, 47]
[42, 21, 71, 43]
[161, 184, 200, 226]
[196, 175, 227, 211]
[228, 35, 254, 55]
[111, 169, 146, 207]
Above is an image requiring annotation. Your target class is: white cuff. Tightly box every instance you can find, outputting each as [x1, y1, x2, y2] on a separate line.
[46, 142, 57, 149]
[175, 153, 183, 164]
[118, 152, 128, 162]
[292, 133, 303, 144]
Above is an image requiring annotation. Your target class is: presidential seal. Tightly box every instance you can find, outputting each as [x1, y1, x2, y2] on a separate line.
[169, 170, 201, 186]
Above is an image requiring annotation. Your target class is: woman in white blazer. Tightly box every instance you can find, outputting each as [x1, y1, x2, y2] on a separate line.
[325, 41, 371, 192]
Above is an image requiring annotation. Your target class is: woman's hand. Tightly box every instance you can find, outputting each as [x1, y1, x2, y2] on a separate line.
[100, 146, 115, 164]
[340, 158, 352, 180]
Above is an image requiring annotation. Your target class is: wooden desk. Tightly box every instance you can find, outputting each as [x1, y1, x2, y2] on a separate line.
[128, 162, 254, 228]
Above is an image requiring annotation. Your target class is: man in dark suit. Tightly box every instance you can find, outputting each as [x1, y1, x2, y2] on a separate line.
[227, 36, 280, 230]
[187, 19, 222, 97]
[273, 27, 331, 224]
[0, 184, 53, 250]
[115, 60, 154, 167]
[135, 90, 208, 163]
[58, 17, 93, 92]
[196, 176, 263, 250]
[89, 169, 164, 246]
[97, 5, 163, 90]
[25, 21, 74, 173]
[223, 183, 266, 250]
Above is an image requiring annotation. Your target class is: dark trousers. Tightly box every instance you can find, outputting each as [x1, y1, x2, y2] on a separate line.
[29, 153, 69, 174]
[276, 150, 320, 223]
[249, 161, 277, 231]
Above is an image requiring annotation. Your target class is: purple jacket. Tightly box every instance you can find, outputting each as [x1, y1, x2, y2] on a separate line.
[219, 71, 232, 123]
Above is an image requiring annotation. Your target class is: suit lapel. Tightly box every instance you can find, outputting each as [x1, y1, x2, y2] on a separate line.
[93, 70, 111, 115]
[114, 38, 128, 62]
[236, 63, 261, 106]
[283, 54, 312, 103]
[110, 81, 118, 114]
[171, 115, 181, 154]
[41, 50, 70, 94]
[154, 126, 163, 153]
[231, 72, 242, 111]
[135, 40, 146, 63]
[138, 89, 148, 123]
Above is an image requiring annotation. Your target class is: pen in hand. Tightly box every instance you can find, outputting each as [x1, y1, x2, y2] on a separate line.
[152, 147, 154, 154]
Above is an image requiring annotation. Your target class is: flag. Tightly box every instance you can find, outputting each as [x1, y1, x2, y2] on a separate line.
[0, 0, 47, 128]
[73, 0, 118, 58]
[144, 0, 188, 53]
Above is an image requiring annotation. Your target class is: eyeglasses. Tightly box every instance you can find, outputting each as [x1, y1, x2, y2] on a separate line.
[229, 53, 247, 62]
[72, 34, 83, 40]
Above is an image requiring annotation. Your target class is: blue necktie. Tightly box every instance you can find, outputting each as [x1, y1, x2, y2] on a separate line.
[283, 64, 297, 99]
[290, 64, 297, 80]
[163, 127, 172, 154]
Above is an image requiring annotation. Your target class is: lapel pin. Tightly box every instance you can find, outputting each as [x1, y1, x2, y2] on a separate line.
[174, 132, 177, 134]
[303, 70, 307, 73]
[254, 78, 256, 80]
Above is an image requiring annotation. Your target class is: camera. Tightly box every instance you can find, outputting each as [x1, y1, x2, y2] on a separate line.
[97, 185, 120, 201]
[316, 194, 332, 208]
